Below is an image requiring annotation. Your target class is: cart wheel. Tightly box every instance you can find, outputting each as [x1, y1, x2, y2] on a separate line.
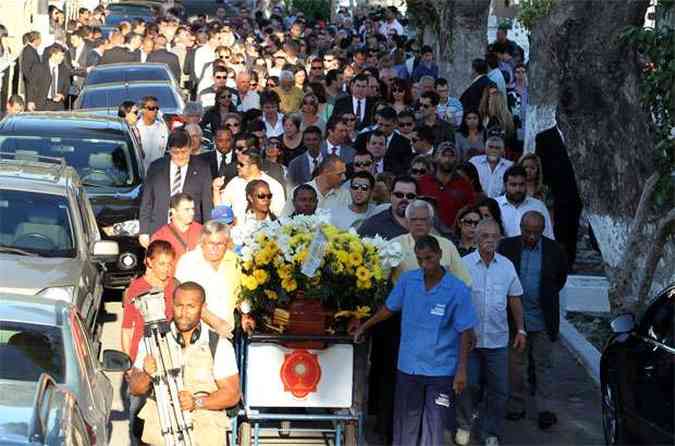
[238, 421, 252, 446]
[278, 420, 291, 437]
[344, 422, 357, 446]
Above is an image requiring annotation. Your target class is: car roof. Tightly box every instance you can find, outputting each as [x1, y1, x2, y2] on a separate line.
[88, 62, 169, 72]
[0, 157, 79, 194]
[0, 112, 130, 138]
[0, 293, 69, 327]
[81, 80, 176, 90]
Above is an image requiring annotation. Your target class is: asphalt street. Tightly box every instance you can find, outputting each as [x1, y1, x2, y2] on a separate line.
[99, 290, 604, 446]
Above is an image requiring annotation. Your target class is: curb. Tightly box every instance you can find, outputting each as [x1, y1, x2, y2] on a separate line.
[559, 312, 601, 386]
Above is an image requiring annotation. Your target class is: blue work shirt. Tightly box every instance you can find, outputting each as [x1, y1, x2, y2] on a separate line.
[385, 268, 477, 377]
[520, 240, 546, 332]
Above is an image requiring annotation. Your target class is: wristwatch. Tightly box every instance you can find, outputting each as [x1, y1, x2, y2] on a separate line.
[517, 329, 527, 336]
[195, 397, 205, 409]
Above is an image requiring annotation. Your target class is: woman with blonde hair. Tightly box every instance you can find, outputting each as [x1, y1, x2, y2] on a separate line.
[479, 86, 517, 157]
[518, 152, 553, 206]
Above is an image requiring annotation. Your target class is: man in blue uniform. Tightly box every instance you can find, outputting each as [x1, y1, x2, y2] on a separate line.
[354, 235, 477, 446]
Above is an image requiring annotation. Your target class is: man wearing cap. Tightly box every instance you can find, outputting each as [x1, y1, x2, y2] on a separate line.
[139, 129, 213, 248]
[418, 143, 475, 229]
[150, 193, 202, 260]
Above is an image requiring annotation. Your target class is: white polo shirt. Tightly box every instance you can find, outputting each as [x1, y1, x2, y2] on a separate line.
[469, 155, 513, 198]
[137, 119, 169, 172]
[220, 173, 286, 223]
[462, 251, 523, 349]
[496, 195, 555, 240]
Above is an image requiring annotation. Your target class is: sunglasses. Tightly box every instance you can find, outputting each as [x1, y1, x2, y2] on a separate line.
[353, 160, 372, 168]
[350, 184, 370, 192]
[226, 122, 241, 127]
[235, 145, 248, 151]
[392, 191, 417, 200]
[256, 193, 273, 200]
[392, 89, 403, 93]
[399, 121, 414, 127]
[218, 95, 231, 100]
[419, 103, 432, 109]
[145, 106, 159, 111]
[250, 83, 258, 87]
[267, 141, 280, 147]
[462, 219, 480, 226]
[267, 83, 277, 88]
[411, 168, 427, 175]
[215, 75, 228, 80]
[311, 66, 323, 70]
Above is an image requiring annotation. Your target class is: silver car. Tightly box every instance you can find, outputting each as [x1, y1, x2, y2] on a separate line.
[0, 293, 130, 445]
[0, 156, 118, 333]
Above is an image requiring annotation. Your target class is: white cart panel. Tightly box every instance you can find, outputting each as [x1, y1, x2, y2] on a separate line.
[245, 343, 354, 408]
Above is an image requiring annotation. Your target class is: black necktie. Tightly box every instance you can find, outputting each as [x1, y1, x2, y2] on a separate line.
[218, 154, 226, 176]
[355, 99, 362, 122]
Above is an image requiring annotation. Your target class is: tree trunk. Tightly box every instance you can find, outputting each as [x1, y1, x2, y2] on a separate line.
[527, 0, 675, 311]
[411, 0, 490, 97]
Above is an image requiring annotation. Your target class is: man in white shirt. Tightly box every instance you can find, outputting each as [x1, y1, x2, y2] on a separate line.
[283, 155, 350, 216]
[331, 171, 377, 230]
[193, 30, 218, 86]
[213, 149, 285, 223]
[457, 219, 526, 446]
[378, 7, 404, 38]
[136, 96, 169, 172]
[320, 120, 355, 164]
[469, 135, 513, 198]
[496, 165, 555, 239]
[235, 71, 260, 112]
[261, 91, 285, 138]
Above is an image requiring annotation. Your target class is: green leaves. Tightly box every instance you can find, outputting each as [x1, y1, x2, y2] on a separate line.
[518, 0, 557, 30]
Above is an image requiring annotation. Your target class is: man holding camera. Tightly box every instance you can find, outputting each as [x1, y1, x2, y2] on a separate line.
[127, 281, 240, 446]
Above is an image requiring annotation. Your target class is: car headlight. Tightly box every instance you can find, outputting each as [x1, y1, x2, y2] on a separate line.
[37, 286, 75, 302]
[102, 219, 140, 237]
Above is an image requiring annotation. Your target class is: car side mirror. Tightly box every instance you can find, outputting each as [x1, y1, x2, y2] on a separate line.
[610, 313, 636, 334]
[92, 240, 119, 263]
[102, 349, 131, 372]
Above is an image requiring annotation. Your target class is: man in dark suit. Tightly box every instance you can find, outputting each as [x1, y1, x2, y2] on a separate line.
[20, 31, 43, 111]
[139, 129, 213, 248]
[497, 210, 568, 430]
[100, 31, 136, 65]
[320, 119, 355, 164]
[535, 125, 583, 268]
[288, 126, 323, 187]
[85, 37, 106, 69]
[354, 106, 413, 176]
[460, 58, 496, 113]
[147, 36, 182, 82]
[332, 74, 375, 130]
[29, 46, 71, 111]
[198, 128, 238, 185]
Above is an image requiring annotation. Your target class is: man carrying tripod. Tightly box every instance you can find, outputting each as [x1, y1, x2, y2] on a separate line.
[127, 282, 241, 446]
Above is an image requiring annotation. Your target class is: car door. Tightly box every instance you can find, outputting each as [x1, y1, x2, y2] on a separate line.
[75, 187, 104, 333]
[634, 293, 674, 443]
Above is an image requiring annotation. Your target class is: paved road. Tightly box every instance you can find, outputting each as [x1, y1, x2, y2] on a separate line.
[100, 292, 604, 445]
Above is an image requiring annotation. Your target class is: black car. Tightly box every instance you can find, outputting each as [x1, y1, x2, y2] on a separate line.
[0, 112, 145, 288]
[84, 63, 178, 88]
[601, 284, 674, 445]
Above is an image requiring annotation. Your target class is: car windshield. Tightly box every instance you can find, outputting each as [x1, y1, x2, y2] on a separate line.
[0, 190, 75, 257]
[0, 321, 65, 383]
[86, 67, 172, 85]
[79, 85, 179, 111]
[0, 135, 137, 187]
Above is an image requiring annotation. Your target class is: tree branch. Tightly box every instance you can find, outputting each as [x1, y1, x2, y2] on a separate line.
[635, 207, 675, 309]
[609, 171, 660, 310]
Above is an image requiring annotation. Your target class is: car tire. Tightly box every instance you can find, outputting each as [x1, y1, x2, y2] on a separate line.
[602, 374, 626, 445]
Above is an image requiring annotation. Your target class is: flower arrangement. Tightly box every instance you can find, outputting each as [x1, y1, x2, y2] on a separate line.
[232, 211, 403, 332]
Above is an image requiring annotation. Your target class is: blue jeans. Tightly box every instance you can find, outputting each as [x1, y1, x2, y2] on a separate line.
[393, 371, 455, 446]
[456, 347, 508, 439]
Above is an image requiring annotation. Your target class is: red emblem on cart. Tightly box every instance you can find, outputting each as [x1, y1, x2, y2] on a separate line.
[280, 349, 322, 398]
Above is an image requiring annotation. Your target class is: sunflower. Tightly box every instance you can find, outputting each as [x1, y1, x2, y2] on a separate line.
[356, 279, 371, 290]
[242, 274, 259, 291]
[253, 269, 269, 284]
[348, 251, 363, 268]
[356, 266, 372, 282]
[281, 277, 298, 292]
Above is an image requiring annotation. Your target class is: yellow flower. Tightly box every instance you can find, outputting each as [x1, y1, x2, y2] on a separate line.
[242, 274, 258, 290]
[357, 279, 371, 290]
[294, 249, 309, 264]
[254, 250, 270, 266]
[372, 266, 383, 281]
[255, 233, 268, 244]
[353, 306, 371, 319]
[356, 266, 372, 282]
[253, 269, 269, 285]
[348, 251, 363, 268]
[264, 289, 279, 301]
[241, 260, 253, 272]
[310, 274, 321, 286]
[349, 239, 363, 253]
[281, 277, 298, 292]
[335, 250, 349, 264]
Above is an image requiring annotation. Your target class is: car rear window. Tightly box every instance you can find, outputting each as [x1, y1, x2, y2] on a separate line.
[0, 321, 65, 383]
[86, 67, 172, 86]
[79, 85, 179, 111]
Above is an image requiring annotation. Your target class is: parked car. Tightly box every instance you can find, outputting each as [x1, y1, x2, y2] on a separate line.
[600, 284, 674, 445]
[0, 112, 144, 290]
[74, 81, 185, 121]
[84, 63, 178, 89]
[0, 293, 131, 445]
[0, 373, 94, 445]
[0, 156, 118, 331]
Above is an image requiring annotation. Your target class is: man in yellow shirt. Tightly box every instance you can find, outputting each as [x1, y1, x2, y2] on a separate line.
[391, 200, 471, 286]
[273, 70, 304, 113]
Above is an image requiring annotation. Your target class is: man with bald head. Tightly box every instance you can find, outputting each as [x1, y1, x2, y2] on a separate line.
[497, 210, 568, 431]
[235, 71, 260, 112]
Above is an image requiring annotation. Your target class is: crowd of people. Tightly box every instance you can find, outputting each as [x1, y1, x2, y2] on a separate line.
[8, 1, 586, 445]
